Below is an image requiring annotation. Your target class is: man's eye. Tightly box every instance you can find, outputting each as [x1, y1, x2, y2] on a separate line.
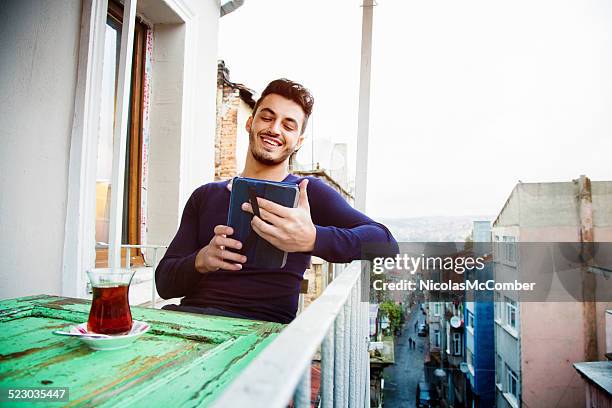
[284, 124, 295, 131]
[262, 117, 272, 122]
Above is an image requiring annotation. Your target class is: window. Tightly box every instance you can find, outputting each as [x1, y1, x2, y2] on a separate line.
[452, 332, 462, 356]
[466, 349, 474, 374]
[433, 329, 441, 348]
[506, 364, 519, 400]
[95, 0, 148, 267]
[433, 303, 441, 316]
[494, 292, 502, 321]
[496, 354, 503, 386]
[467, 311, 475, 330]
[503, 236, 516, 263]
[505, 297, 517, 329]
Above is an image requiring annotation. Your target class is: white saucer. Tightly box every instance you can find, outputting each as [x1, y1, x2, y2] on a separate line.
[69, 320, 150, 351]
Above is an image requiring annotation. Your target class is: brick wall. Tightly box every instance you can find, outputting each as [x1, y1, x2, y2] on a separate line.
[215, 79, 239, 181]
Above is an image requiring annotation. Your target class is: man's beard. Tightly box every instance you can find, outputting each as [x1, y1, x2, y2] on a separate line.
[249, 129, 296, 166]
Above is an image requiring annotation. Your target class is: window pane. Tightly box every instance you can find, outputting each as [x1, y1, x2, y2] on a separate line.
[95, 19, 121, 246]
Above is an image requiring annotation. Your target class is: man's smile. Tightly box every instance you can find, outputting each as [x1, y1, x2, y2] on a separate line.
[260, 133, 283, 149]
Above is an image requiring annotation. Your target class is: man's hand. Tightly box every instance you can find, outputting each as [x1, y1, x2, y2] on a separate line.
[195, 225, 246, 273]
[241, 179, 316, 253]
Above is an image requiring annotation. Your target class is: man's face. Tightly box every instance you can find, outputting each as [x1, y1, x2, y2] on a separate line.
[246, 93, 306, 166]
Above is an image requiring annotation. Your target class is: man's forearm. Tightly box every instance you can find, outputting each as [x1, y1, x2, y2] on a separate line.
[312, 222, 399, 263]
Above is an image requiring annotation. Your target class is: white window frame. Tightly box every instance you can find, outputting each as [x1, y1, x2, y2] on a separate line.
[452, 332, 462, 356]
[503, 236, 516, 264]
[495, 354, 503, 388]
[433, 329, 440, 348]
[505, 364, 519, 402]
[505, 297, 517, 329]
[494, 292, 502, 323]
[466, 349, 475, 375]
[433, 302, 441, 316]
[467, 310, 474, 331]
[63, 0, 198, 297]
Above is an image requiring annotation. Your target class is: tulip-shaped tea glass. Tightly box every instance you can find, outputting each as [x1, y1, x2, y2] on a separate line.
[86, 269, 135, 335]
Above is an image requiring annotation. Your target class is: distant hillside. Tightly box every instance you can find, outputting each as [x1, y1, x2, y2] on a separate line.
[379, 216, 494, 242]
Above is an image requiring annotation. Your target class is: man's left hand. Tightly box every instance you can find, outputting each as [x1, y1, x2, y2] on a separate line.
[241, 179, 316, 253]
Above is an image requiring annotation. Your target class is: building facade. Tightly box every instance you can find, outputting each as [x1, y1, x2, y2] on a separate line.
[464, 262, 495, 408]
[492, 177, 612, 408]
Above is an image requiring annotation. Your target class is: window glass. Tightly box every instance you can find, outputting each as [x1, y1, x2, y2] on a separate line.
[505, 297, 517, 329]
[452, 332, 462, 355]
[95, 17, 121, 246]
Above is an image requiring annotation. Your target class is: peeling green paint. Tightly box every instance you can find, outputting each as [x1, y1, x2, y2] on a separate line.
[0, 295, 284, 407]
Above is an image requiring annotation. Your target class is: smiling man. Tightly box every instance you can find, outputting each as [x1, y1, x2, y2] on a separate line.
[155, 79, 398, 323]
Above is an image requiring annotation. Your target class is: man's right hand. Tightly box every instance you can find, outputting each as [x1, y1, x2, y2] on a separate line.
[195, 225, 246, 273]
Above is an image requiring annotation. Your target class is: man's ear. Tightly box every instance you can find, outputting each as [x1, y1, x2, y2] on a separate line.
[294, 133, 306, 152]
[245, 116, 253, 133]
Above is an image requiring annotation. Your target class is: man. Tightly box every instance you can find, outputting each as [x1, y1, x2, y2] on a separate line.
[155, 78, 398, 323]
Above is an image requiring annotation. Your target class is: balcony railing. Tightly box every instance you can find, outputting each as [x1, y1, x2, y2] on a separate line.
[211, 261, 369, 408]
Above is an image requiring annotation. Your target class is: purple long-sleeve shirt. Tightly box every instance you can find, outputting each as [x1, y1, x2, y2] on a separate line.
[155, 174, 398, 323]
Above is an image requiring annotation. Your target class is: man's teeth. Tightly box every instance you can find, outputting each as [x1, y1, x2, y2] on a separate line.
[262, 137, 281, 146]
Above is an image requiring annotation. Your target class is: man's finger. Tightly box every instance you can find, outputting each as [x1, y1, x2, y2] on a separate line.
[251, 216, 283, 240]
[258, 207, 284, 225]
[214, 225, 234, 236]
[220, 250, 247, 264]
[298, 179, 310, 208]
[215, 236, 242, 250]
[256, 197, 291, 217]
[215, 260, 242, 271]
[243, 203, 283, 225]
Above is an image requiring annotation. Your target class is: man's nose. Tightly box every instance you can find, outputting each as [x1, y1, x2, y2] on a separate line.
[269, 120, 282, 135]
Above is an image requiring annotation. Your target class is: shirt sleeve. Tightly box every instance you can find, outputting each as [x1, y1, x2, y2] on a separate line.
[154, 187, 205, 299]
[307, 177, 399, 263]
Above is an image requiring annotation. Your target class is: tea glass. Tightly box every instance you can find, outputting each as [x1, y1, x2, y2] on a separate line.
[86, 268, 135, 335]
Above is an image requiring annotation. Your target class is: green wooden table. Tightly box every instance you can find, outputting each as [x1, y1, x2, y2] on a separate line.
[0, 295, 284, 407]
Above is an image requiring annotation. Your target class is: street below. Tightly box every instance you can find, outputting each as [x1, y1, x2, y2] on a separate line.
[383, 306, 428, 407]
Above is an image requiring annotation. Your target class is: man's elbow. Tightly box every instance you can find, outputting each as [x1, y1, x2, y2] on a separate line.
[154, 266, 175, 300]
[373, 223, 399, 257]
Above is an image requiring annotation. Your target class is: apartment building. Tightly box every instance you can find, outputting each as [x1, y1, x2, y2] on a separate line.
[425, 250, 468, 407]
[492, 177, 612, 408]
[465, 220, 495, 407]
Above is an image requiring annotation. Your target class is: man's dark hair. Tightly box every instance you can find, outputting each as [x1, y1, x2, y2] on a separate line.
[253, 79, 314, 134]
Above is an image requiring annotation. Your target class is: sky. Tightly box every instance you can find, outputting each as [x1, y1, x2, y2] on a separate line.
[218, 0, 612, 218]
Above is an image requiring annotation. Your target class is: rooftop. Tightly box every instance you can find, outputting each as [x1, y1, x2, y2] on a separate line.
[573, 361, 612, 397]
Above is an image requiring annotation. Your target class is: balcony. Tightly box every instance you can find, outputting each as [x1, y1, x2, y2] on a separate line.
[0, 261, 369, 407]
[212, 261, 369, 407]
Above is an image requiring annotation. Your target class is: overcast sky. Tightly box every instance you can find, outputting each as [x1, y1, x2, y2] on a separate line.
[218, 0, 612, 218]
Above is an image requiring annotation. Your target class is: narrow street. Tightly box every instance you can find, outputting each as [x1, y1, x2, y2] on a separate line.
[383, 306, 427, 407]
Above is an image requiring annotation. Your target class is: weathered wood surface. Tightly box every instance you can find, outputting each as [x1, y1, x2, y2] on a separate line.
[0, 295, 283, 407]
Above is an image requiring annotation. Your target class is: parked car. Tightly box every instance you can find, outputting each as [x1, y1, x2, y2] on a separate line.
[416, 382, 438, 407]
[417, 323, 428, 337]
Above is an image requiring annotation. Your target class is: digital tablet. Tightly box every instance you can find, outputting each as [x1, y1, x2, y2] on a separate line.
[227, 177, 299, 268]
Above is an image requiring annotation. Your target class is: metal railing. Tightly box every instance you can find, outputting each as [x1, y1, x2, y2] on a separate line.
[211, 261, 370, 408]
[96, 243, 167, 307]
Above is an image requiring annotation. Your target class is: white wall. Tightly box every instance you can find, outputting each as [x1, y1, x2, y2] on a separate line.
[0, 0, 82, 299]
[185, 0, 220, 196]
[147, 0, 220, 247]
[0, 0, 222, 300]
[147, 23, 186, 247]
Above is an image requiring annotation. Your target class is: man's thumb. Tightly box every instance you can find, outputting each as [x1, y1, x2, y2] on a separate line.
[298, 179, 309, 207]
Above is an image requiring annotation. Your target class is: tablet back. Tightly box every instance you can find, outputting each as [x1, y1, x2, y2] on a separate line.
[227, 177, 299, 268]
